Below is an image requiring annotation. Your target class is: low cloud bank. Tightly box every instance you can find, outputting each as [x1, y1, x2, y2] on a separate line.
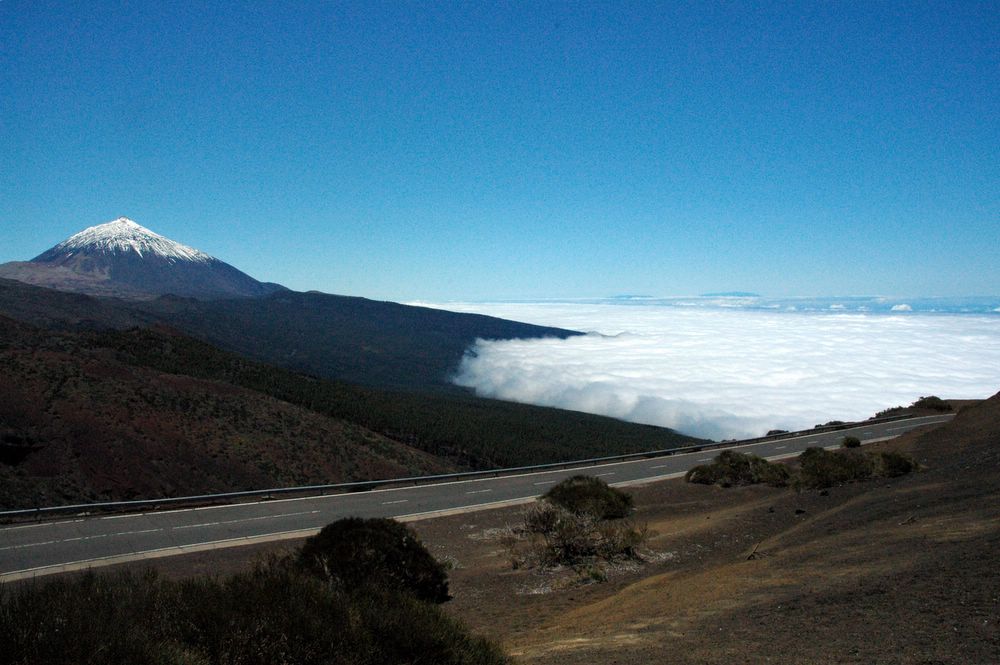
[432, 303, 1000, 440]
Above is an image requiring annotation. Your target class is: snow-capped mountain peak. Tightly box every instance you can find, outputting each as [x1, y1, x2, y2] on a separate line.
[1, 216, 286, 300]
[50, 217, 215, 264]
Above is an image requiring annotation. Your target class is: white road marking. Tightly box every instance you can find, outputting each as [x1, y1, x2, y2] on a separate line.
[649, 464, 670, 469]
[3, 511, 322, 549]
[173, 510, 320, 530]
[1, 518, 85, 532]
[0, 529, 157, 552]
[382, 500, 409, 505]
[697, 457, 713, 462]
[533, 480, 556, 486]
[466, 489, 493, 494]
[101, 513, 148, 520]
[595, 472, 616, 477]
[0, 539, 59, 551]
[775, 445, 787, 450]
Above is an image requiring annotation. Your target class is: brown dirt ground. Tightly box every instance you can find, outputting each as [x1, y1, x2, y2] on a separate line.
[108, 398, 1000, 664]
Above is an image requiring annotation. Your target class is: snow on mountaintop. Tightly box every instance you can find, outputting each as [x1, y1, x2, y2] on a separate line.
[49, 217, 214, 263]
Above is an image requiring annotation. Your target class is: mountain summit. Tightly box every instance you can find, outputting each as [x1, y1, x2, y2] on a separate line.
[35, 217, 214, 264]
[0, 217, 285, 300]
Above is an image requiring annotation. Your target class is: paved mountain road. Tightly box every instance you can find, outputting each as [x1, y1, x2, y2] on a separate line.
[0, 415, 951, 581]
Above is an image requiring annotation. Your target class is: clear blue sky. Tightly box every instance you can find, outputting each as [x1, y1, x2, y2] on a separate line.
[2, 1, 997, 300]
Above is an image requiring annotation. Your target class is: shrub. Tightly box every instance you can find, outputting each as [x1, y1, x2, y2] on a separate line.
[841, 435, 862, 448]
[797, 447, 874, 488]
[874, 405, 906, 418]
[911, 395, 952, 412]
[523, 500, 561, 534]
[513, 501, 648, 569]
[542, 475, 634, 519]
[0, 563, 509, 665]
[873, 450, 919, 477]
[797, 447, 920, 489]
[684, 450, 790, 487]
[298, 517, 450, 603]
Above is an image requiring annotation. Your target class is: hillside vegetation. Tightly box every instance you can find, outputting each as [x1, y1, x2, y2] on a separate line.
[0, 318, 701, 509]
[1, 518, 508, 665]
[87, 326, 703, 469]
[0, 317, 452, 509]
[0, 278, 576, 391]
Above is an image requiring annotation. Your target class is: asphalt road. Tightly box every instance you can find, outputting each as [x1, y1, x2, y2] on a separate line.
[0, 415, 951, 581]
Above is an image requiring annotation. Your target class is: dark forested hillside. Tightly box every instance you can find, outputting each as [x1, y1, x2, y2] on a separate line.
[0, 279, 576, 391]
[0, 317, 454, 509]
[92, 326, 704, 469]
[132, 289, 579, 390]
[0, 318, 702, 509]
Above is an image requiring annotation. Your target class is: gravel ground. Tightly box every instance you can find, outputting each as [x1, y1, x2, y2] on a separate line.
[100, 398, 1000, 664]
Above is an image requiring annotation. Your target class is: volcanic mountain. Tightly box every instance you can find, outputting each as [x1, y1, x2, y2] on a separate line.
[0, 217, 286, 300]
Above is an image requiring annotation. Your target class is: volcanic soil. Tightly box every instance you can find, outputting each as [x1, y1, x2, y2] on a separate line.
[106, 395, 1000, 663]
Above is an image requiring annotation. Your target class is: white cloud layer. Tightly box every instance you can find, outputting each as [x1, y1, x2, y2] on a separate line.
[423, 302, 1000, 440]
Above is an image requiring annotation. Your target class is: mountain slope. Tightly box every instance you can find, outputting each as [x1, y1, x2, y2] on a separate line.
[94, 325, 705, 470]
[0, 317, 454, 509]
[0, 218, 286, 300]
[135, 289, 581, 390]
[0, 317, 703, 508]
[0, 278, 581, 391]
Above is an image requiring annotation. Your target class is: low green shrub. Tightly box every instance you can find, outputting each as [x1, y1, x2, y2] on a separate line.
[297, 517, 450, 603]
[841, 435, 862, 448]
[684, 450, 790, 487]
[542, 475, 634, 519]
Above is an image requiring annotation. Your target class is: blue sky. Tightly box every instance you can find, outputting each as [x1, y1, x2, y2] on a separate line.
[2, 1, 997, 300]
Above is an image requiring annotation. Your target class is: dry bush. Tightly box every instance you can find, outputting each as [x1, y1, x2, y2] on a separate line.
[513, 501, 649, 571]
[796, 447, 918, 489]
[685, 450, 790, 487]
[297, 517, 450, 603]
[911, 395, 952, 411]
[541, 474, 634, 519]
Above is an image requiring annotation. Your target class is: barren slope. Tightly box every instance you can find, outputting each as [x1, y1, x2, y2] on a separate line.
[89, 394, 998, 664]
[434, 395, 999, 664]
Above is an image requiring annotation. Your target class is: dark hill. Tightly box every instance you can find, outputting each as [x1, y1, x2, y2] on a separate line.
[85, 326, 704, 471]
[0, 319, 702, 509]
[0, 278, 579, 391]
[134, 289, 579, 390]
[0, 317, 453, 510]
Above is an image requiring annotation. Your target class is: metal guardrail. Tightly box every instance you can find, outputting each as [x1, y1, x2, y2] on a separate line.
[0, 412, 946, 521]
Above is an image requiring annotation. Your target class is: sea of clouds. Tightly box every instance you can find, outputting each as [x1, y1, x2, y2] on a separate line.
[415, 298, 1000, 440]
